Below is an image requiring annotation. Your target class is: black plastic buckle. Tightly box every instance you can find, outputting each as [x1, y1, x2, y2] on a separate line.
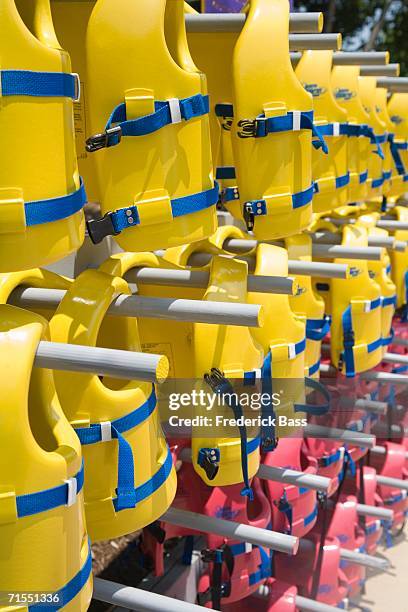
[146, 521, 166, 544]
[243, 202, 255, 231]
[343, 330, 355, 349]
[198, 450, 219, 481]
[86, 125, 122, 152]
[86, 212, 119, 244]
[237, 119, 257, 138]
[221, 117, 233, 131]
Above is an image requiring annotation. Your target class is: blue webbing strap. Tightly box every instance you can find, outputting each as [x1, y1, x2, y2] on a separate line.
[319, 448, 342, 467]
[87, 94, 209, 151]
[29, 543, 92, 611]
[372, 174, 385, 189]
[16, 462, 84, 518]
[204, 369, 254, 500]
[243, 183, 314, 220]
[228, 543, 272, 587]
[1, 69, 79, 99]
[75, 386, 156, 511]
[308, 358, 321, 376]
[359, 170, 369, 184]
[388, 135, 407, 175]
[294, 377, 331, 416]
[341, 298, 381, 377]
[306, 316, 332, 341]
[258, 350, 277, 453]
[278, 490, 293, 534]
[304, 504, 318, 527]
[383, 170, 392, 181]
[335, 172, 350, 189]
[24, 179, 86, 227]
[87, 181, 219, 244]
[112, 446, 173, 512]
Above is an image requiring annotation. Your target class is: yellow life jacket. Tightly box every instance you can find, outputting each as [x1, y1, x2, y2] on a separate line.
[387, 206, 408, 308]
[331, 66, 372, 203]
[0, 305, 92, 610]
[285, 234, 329, 378]
[50, 0, 217, 250]
[0, 0, 85, 273]
[313, 224, 383, 377]
[387, 92, 408, 199]
[355, 214, 397, 351]
[295, 51, 349, 214]
[102, 250, 263, 496]
[188, 0, 323, 240]
[374, 85, 399, 199]
[358, 76, 389, 202]
[49, 269, 176, 541]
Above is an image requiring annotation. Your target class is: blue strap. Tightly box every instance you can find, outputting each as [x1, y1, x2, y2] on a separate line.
[388, 135, 407, 175]
[182, 535, 195, 566]
[367, 336, 383, 354]
[372, 174, 384, 189]
[304, 503, 318, 527]
[16, 462, 84, 519]
[306, 316, 332, 341]
[112, 445, 173, 512]
[319, 448, 342, 467]
[216, 166, 236, 180]
[365, 522, 380, 535]
[382, 325, 394, 347]
[294, 377, 331, 416]
[339, 447, 356, 483]
[95, 94, 209, 147]
[383, 170, 392, 181]
[335, 172, 350, 189]
[1, 69, 79, 99]
[308, 358, 321, 376]
[23, 179, 86, 227]
[359, 170, 369, 184]
[341, 306, 356, 378]
[29, 543, 92, 610]
[259, 351, 277, 452]
[382, 295, 397, 309]
[278, 490, 293, 534]
[75, 386, 156, 511]
[248, 547, 272, 586]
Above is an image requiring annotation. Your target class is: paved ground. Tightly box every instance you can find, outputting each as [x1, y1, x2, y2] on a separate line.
[351, 529, 407, 612]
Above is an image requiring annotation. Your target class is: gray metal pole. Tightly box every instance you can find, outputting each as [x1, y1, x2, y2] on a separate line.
[371, 445, 408, 460]
[332, 51, 390, 65]
[392, 337, 408, 348]
[93, 578, 206, 612]
[289, 34, 342, 51]
[9, 287, 263, 328]
[376, 220, 408, 231]
[338, 548, 390, 571]
[125, 266, 297, 295]
[185, 12, 324, 34]
[35, 341, 168, 383]
[310, 231, 406, 252]
[360, 371, 408, 385]
[355, 503, 394, 521]
[161, 507, 298, 554]
[312, 244, 384, 261]
[376, 474, 408, 491]
[383, 352, 408, 365]
[256, 586, 342, 612]
[377, 77, 408, 92]
[339, 397, 387, 415]
[304, 424, 376, 448]
[360, 64, 400, 77]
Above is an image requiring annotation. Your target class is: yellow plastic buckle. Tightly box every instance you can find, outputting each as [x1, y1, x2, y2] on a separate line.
[0, 188, 26, 234]
[135, 188, 173, 226]
[262, 189, 294, 216]
[0, 490, 18, 525]
[270, 343, 291, 363]
[314, 175, 337, 194]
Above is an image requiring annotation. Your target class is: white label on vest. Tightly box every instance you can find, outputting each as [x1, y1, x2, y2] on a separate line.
[100, 421, 113, 442]
[168, 98, 182, 124]
[292, 111, 301, 131]
[65, 477, 78, 507]
[288, 344, 297, 360]
[245, 542, 253, 553]
[333, 122, 340, 136]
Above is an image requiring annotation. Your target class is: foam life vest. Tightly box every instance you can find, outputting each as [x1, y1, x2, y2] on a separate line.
[387, 206, 408, 310]
[223, 579, 298, 612]
[285, 234, 330, 378]
[331, 66, 375, 204]
[374, 84, 400, 200]
[262, 438, 319, 538]
[355, 214, 397, 351]
[358, 76, 389, 202]
[48, 269, 176, 541]
[295, 50, 349, 214]
[387, 92, 408, 198]
[101, 251, 263, 495]
[50, 0, 217, 250]
[313, 224, 383, 377]
[0, 305, 92, 610]
[0, 0, 85, 273]
[327, 496, 366, 598]
[188, 0, 325, 239]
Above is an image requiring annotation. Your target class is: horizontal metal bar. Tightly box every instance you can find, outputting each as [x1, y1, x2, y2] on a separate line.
[312, 243, 384, 261]
[355, 503, 394, 520]
[360, 371, 408, 385]
[9, 287, 263, 328]
[377, 77, 408, 92]
[125, 266, 297, 295]
[304, 424, 376, 448]
[289, 33, 342, 51]
[93, 578, 204, 612]
[371, 445, 408, 460]
[392, 337, 408, 347]
[360, 64, 400, 77]
[161, 507, 298, 554]
[376, 220, 408, 231]
[339, 397, 387, 415]
[179, 447, 332, 493]
[338, 548, 390, 571]
[35, 341, 167, 383]
[185, 12, 324, 34]
[256, 587, 341, 612]
[332, 51, 390, 65]
[310, 231, 406, 252]
[383, 352, 408, 365]
[376, 474, 408, 491]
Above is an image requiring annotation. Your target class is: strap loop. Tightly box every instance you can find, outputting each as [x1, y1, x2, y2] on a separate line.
[1, 69, 80, 100]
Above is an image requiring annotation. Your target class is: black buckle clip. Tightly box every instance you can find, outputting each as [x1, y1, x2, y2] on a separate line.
[343, 330, 355, 349]
[221, 117, 233, 131]
[243, 202, 255, 231]
[86, 212, 119, 245]
[86, 125, 122, 153]
[198, 450, 219, 481]
[237, 119, 257, 138]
